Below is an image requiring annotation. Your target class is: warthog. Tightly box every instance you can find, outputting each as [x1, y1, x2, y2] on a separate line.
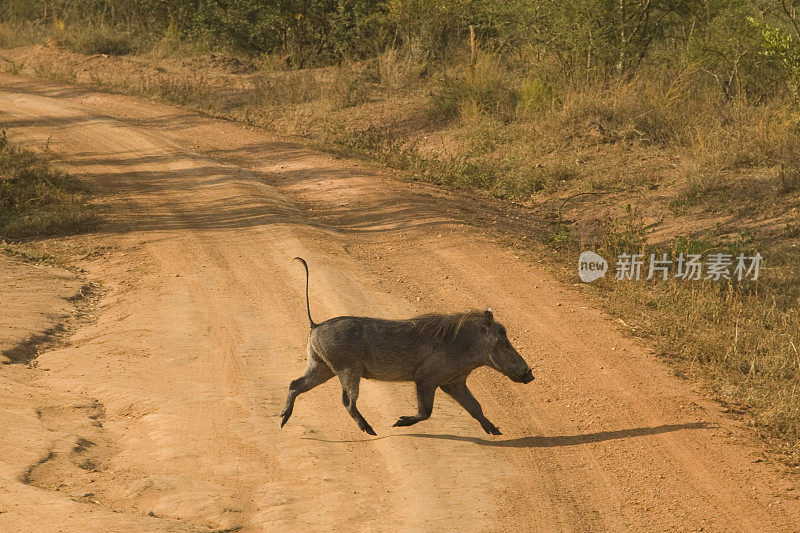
[280, 257, 534, 436]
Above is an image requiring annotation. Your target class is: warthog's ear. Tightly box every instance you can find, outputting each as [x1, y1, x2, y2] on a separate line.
[483, 308, 493, 327]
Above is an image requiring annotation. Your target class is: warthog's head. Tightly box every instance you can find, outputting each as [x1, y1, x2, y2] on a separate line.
[479, 309, 534, 384]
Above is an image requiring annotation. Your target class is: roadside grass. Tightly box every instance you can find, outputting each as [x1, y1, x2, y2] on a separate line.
[430, 50, 519, 122]
[130, 73, 213, 108]
[252, 62, 373, 110]
[0, 131, 96, 240]
[562, 216, 800, 462]
[58, 23, 136, 56]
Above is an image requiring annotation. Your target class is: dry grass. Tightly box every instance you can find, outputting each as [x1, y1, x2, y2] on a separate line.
[0, 21, 46, 49]
[59, 23, 135, 56]
[596, 234, 800, 460]
[431, 50, 518, 122]
[252, 61, 375, 111]
[378, 45, 428, 95]
[131, 73, 213, 107]
[0, 132, 96, 240]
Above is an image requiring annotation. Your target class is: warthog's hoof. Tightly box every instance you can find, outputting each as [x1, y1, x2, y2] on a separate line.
[482, 423, 502, 435]
[363, 425, 377, 436]
[392, 416, 422, 427]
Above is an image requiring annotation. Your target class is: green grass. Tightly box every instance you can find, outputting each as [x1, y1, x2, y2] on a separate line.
[0, 131, 96, 240]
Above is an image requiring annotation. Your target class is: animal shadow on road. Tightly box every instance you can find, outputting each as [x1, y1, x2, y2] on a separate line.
[301, 422, 710, 448]
[402, 421, 710, 447]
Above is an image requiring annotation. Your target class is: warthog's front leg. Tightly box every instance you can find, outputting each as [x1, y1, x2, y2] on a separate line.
[393, 380, 437, 427]
[440, 380, 501, 435]
[338, 367, 376, 436]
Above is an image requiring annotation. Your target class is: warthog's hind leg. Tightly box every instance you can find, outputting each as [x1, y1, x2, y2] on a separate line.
[338, 367, 376, 436]
[393, 380, 437, 428]
[440, 380, 501, 435]
[280, 356, 334, 428]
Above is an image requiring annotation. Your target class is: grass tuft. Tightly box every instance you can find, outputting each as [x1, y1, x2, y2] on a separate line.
[61, 24, 135, 56]
[0, 131, 96, 240]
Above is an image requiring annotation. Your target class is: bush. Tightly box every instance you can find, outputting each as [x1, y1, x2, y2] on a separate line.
[688, 5, 786, 101]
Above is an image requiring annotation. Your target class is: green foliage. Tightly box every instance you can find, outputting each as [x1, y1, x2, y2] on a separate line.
[686, 4, 785, 101]
[1, 0, 391, 63]
[750, 16, 800, 96]
[547, 222, 574, 249]
[383, 0, 488, 57]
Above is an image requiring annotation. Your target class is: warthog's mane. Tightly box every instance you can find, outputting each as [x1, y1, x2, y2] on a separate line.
[404, 310, 486, 341]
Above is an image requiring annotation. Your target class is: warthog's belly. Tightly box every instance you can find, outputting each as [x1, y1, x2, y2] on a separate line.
[361, 364, 416, 381]
[360, 344, 432, 381]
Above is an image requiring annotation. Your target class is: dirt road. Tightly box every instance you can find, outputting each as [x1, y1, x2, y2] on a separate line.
[1, 73, 798, 532]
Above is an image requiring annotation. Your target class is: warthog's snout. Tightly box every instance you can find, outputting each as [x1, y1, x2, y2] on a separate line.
[515, 368, 535, 384]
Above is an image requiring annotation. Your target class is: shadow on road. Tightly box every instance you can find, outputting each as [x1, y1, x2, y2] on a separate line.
[300, 421, 710, 448]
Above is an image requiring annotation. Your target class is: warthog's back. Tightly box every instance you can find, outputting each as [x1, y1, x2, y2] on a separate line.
[309, 316, 454, 381]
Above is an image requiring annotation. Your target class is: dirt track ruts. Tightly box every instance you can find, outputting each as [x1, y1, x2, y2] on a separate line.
[1, 73, 799, 532]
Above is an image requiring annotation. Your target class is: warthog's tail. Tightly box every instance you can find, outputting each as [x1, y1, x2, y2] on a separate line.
[294, 257, 318, 329]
